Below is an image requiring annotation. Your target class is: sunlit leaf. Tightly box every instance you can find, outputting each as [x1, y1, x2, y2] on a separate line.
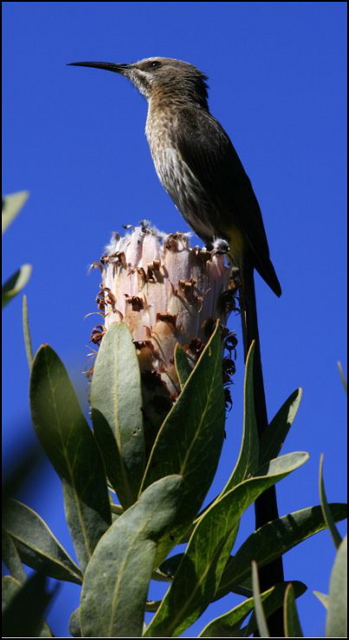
[260, 389, 302, 465]
[252, 561, 269, 637]
[22, 294, 33, 369]
[2, 190, 29, 234]
[80, 475, 184, 638]
[145, 452, 308, 637]
[246, 580, 306, 637]
[30, 345, 111, 570]
[219, 341, 259, 494]
[326, 535, 347, 637]
[69, 608, 81, 638]
[284, 583, 303, 637]
[199, 581, 306, 637]
[92, 408, 135, 509]
[313, 590, 329, 609]
[2, 531, 26, 583]
[2, 264, 32, 307]
[337, 361, 347, 394]
[319, 455, 342, 549]
[174, 343, 192, 387]
[217, 502, 347, 600]
[187, 341, 260, 530]
[141, 322, 226, 557]
[90, 323, 145, 506]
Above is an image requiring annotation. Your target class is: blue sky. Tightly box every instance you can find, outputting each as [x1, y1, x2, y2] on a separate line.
[3, 2, 347, 637]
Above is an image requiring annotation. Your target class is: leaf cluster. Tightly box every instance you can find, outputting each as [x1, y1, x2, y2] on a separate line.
[2, 192, 32, 307]
[2, 319, 347, 636]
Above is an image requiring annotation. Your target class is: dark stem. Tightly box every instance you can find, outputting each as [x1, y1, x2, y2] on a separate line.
[241, 267, 285, 637]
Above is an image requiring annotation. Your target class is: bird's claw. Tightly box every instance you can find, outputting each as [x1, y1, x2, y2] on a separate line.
[211, 238, 230, 254]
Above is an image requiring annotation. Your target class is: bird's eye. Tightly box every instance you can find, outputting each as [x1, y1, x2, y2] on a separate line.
[148, 60, 161, 69]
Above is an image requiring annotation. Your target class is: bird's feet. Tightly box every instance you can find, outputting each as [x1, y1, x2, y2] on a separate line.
[210, 237, 230, 254]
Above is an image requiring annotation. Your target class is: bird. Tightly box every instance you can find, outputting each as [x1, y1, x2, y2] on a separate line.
[68, 57, 281, 363]
[68, 57, 285, 622]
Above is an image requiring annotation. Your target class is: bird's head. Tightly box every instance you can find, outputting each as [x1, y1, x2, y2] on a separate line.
[68, 57, 209, 108]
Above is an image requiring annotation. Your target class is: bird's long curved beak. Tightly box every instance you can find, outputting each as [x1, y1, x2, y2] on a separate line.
[67, 61, 130, 75]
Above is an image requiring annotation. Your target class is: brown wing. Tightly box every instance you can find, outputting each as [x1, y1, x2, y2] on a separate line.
[175, 107, 281, 296]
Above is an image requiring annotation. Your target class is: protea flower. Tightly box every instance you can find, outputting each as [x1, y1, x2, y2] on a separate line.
[90, 221, 237, 449]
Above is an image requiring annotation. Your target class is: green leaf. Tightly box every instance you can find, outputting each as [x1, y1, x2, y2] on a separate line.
[2, 531, 26, 583]
[90, 323, 145, 506]
[174, 343, 192, 387]
[193, 341, 261, 529]
[313, 590, 329, 609]
[159, 553, 254, 597]
[220, 341, 259, 495]
[141, 322, 226, 545]
[80, 475, 184, 638]
[30, 345, 111, 570]
[2, 190, 29, 233]
[260, 389, 303, 465]
[217, 502, 347, 600]
[246, 580, 306, 637]
[3, 499, 82, 584]
[199, 581, 306, 637]
[326, 535, 347, 637]
[284, 583, 303, 637]
[319, 455, 342, 549]
[337, 361, 347, 393]
[2, 264, 32, 307]
[22, 294, 33, 369]
[252, 561, 270, 637]
[3, 575, 21, 603]
[91, 408, 134, 508]
[2, 572, 57, 637]
[144, 452, 308, 637]
[69, 608, 81, 637]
